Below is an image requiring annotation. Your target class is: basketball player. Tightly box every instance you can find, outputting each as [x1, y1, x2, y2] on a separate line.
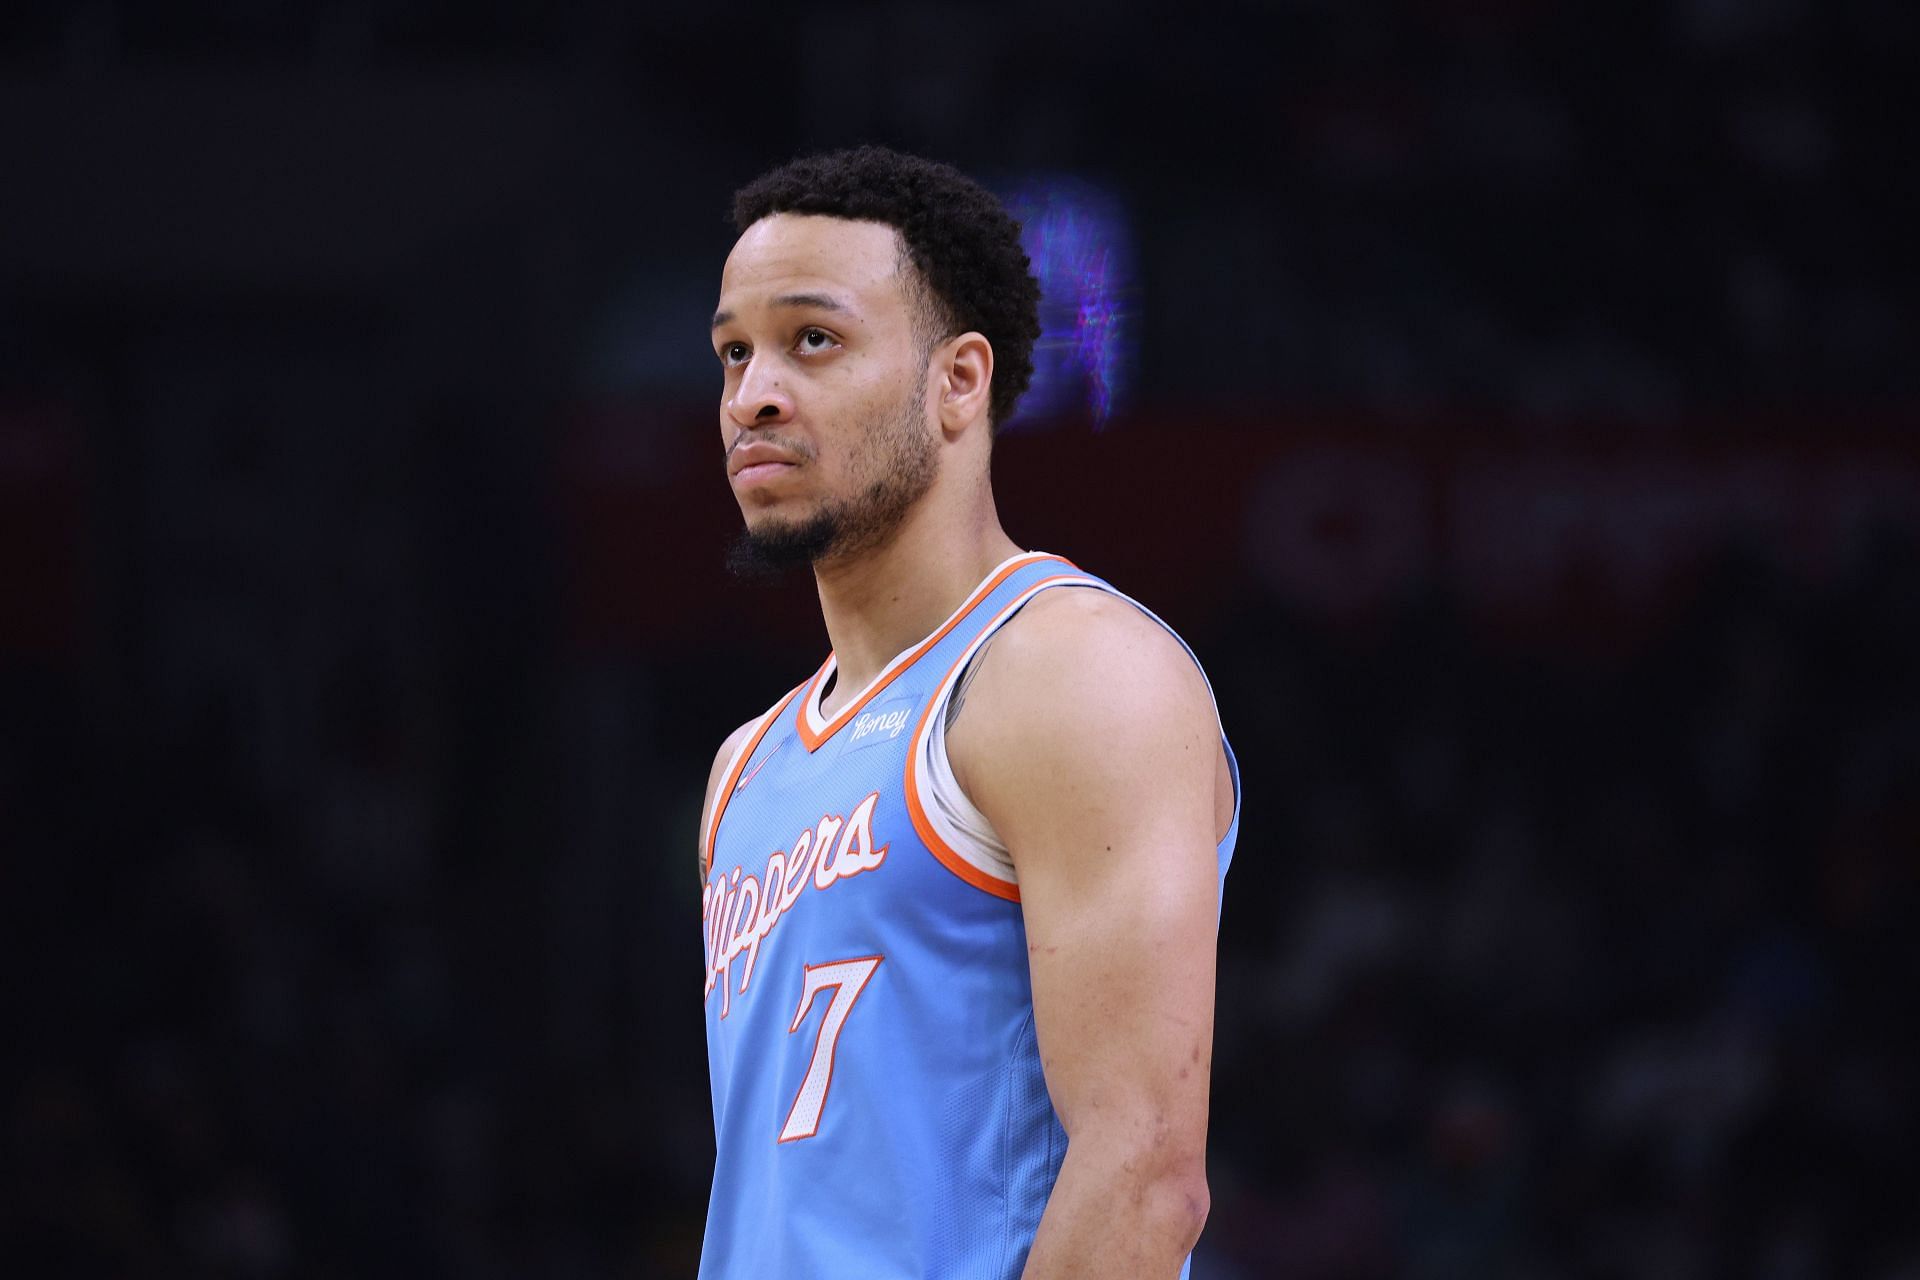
[698, 147, 1239, 1279]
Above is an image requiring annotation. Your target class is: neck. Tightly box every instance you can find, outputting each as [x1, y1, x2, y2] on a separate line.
[812, 487, 1022, 712]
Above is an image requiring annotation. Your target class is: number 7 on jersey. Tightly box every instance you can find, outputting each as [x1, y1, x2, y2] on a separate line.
[778, 955, 883, 1143]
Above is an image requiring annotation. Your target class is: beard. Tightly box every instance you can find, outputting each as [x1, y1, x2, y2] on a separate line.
[726, 389, 938, 580]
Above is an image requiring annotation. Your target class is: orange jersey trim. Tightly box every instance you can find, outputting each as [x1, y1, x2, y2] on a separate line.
[902, 571, 1094, 903]
[703, 683, 806, 881]
[794, 552, 1078, 753]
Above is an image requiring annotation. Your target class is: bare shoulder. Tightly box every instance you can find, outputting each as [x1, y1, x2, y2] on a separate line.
[698, 718, 759, 881]
[948, 586, 1217, 803]
[965, 586, 1212, 728]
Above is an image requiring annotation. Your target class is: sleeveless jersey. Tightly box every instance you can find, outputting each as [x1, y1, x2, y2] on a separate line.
[698, 551, 1241, 1279]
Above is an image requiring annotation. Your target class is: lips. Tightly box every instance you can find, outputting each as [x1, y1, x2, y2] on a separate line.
[728, 440, 804, 485]
[734, 460, 796, 486]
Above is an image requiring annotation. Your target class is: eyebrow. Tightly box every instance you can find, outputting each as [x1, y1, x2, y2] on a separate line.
[711, 292, 853, 330]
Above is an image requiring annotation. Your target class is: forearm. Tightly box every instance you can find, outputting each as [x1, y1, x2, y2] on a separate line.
[1020, 1138, 1209, 1279]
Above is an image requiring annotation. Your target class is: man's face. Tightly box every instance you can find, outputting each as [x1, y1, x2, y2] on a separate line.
[711, 214, 938, 575]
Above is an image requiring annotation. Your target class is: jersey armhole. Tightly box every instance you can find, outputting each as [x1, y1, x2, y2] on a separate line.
[701, 684, 806, 879]
[915, 649, 1020, 886]
[903, 574, 1242, 901]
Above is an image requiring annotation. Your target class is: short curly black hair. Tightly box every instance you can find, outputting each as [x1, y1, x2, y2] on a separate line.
[732, 146, 1042, 432]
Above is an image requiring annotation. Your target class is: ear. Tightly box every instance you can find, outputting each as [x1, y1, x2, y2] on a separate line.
[934, 332, 995, 438]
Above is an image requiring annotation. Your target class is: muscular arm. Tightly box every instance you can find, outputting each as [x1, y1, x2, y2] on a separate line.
[949, 590, 1227, 1279]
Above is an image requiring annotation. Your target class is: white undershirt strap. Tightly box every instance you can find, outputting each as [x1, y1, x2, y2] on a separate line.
[909, 578, 1237, 893]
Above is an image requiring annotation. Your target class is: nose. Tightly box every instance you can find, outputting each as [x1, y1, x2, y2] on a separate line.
[726, 357, 795, 431]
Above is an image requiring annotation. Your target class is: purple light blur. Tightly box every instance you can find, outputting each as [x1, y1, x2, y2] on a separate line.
[1001, 178, 1135, 428]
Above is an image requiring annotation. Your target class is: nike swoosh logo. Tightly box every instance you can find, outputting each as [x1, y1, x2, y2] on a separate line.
[734, 741, 782, 794]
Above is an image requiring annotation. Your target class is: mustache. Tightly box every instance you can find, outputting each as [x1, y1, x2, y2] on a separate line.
[726, 431, 815, 461]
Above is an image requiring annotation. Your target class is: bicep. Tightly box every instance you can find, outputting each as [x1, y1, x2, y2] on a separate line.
[955, 597, 1221, 1151]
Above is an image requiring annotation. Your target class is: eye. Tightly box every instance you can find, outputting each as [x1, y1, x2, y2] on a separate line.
[796, 327, 837, 354]
[719, 341, 750, 366]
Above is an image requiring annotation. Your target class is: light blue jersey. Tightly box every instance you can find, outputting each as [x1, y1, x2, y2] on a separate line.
[699, 552, 1240, 1279]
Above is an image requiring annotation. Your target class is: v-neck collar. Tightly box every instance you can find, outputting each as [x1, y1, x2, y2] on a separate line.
[794, 551, 1072, 752]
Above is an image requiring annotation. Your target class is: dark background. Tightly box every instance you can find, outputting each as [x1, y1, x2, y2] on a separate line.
[4, 2, 1918, 1277]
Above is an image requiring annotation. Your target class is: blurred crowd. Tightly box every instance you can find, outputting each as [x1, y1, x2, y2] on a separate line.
[8, 527, 1915, 1278]
[1144, 0, 1918, 417]
[1203, 531, 1920, 1279]
[4, 1, 1918, 1277]
[3, 0, 1914, 415]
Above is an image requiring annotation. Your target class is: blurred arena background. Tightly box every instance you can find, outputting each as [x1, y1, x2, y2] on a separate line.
[3, 2, 1917, 1276]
